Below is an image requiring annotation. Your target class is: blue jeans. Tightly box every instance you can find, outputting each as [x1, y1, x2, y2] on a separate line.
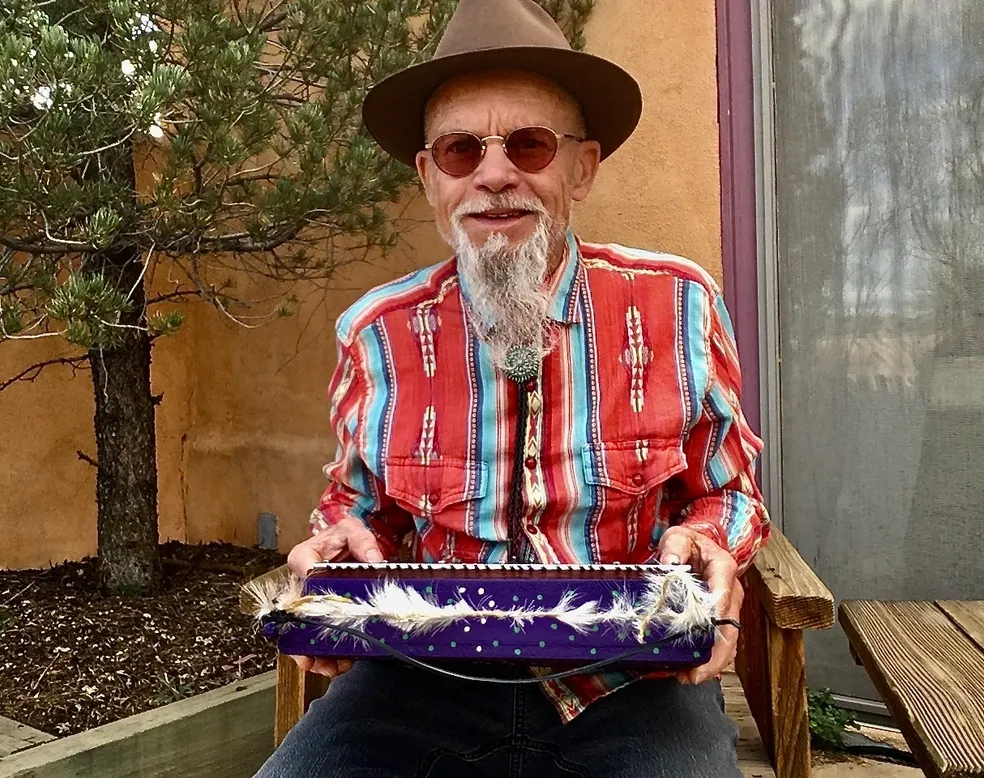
[253, 660, 742, 777]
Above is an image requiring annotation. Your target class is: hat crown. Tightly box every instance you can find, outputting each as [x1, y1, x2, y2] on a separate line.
[434, 0, 572, 59]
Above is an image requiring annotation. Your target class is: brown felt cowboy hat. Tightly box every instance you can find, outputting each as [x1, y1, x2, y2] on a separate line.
[361, 0, 643, 168]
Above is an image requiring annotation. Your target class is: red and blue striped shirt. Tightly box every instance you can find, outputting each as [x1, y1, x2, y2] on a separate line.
[311, 230, 770, 721]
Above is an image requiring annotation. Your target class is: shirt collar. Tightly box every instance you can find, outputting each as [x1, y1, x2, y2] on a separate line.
[546, 229, 584, 325]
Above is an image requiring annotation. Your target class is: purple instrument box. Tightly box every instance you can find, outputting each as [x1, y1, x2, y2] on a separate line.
[265, 563, 715, 671]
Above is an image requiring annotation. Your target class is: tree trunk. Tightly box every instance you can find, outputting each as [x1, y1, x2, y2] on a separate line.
[89, 245, 162, 595]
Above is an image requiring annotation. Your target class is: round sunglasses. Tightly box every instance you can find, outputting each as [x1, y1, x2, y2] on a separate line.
[424, 126, 584, 177]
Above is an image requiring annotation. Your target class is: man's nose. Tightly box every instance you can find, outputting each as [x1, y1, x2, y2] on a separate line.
[471, 139, 520, 192]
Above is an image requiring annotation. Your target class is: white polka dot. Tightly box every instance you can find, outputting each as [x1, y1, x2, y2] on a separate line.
[477, 588, 485, 595]
[458, 587, 466, 593]
[463, 625, 471, 632]
[476, 646, 482, 652]
[488, 600, 496, 607]
[480, 618, 488, 624]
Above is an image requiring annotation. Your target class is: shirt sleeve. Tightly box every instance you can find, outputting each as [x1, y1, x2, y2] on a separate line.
[309, 336, 414, 560]
[656, 290, 771, 575]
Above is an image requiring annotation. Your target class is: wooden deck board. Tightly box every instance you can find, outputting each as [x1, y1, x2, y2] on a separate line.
[938, 601, 984, 655]
[723, 672, 777, 778]
[0, 716, 54, 759]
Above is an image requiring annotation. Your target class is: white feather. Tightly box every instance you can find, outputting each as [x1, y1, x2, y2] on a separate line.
[242, 574, 304, 618]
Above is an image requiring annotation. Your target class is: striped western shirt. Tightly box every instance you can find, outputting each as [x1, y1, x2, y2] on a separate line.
[310, 229, 770, 721]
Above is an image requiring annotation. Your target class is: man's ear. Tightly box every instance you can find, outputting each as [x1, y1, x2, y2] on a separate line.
[570, 140, 602, 202]
[415, 151, 438, 208]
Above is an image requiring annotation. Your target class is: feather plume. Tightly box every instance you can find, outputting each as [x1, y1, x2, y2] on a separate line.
[242, 573, 304, 619]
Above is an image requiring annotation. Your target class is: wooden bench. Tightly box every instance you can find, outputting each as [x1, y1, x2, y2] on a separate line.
[244, 527, 834, 778]
[839, 599, 984, 778]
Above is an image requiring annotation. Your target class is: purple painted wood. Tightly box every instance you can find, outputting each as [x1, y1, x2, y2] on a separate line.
[716, 0, 762, 436]
[266, 572, 714, 671]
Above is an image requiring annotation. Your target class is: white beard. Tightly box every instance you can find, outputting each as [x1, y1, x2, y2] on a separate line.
[445, 194, 566, 372]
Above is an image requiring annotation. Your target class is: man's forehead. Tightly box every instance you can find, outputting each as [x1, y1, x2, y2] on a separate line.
[424, 70, 584, 136]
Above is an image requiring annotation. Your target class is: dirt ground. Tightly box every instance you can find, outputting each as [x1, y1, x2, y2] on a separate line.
[0, 541, 285, 736]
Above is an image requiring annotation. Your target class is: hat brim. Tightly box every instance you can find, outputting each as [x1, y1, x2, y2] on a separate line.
[361, 46, 643, 168]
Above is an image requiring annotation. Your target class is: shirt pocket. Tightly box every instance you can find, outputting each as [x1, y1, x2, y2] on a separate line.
[582, 438, 687, 493]
[383, 456, 488, 519]
[581, 438, 687, 558]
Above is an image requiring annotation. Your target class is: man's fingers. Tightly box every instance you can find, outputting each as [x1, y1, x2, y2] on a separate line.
[308, 658, 356, 678]
[346, 526, 384, 563]
[682, 617, 741, 686]
[286, 542, 324, 578]
[658, 529, 694, 566]
[310, 658, 339, 677]
[288, 655, 344, 677]
[675, 667, 698, 685]
[692, 621, 740, 684]
[289, 655, 313, 672]
[288, 519, 380, 578]
[704, 554, 737, 615]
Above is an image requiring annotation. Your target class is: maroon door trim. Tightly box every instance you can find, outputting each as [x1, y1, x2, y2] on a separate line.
[716, 0, 762, 435]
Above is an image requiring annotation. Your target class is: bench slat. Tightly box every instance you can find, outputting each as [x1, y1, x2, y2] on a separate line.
[938, 601, 984, 655]
[840, 600, 984, 778]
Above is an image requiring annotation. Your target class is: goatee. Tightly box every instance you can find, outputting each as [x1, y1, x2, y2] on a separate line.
[445, 194, 565, 372]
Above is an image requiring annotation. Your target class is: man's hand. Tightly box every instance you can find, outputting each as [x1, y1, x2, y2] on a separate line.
[284, 517, 385, 679]
[287, 517, 385, 577]
[658, 525, 742, 685]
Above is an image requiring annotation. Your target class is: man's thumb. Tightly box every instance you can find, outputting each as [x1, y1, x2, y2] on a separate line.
[347, 525, 384, 563]
[658, 529, 692, 566]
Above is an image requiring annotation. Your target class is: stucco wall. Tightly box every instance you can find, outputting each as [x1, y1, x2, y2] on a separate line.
[0, 0, 722, 569]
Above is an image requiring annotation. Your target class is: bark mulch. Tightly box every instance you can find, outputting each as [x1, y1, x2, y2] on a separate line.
[0, 541, 286, 737]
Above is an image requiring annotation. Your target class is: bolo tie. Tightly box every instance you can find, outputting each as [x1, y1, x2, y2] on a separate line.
[502, 345, 541, 563]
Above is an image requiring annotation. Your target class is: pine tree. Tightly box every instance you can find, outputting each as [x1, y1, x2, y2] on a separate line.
[0, 0, 594, 594]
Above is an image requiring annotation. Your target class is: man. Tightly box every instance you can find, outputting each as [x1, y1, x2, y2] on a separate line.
[255, 1, 770, 775]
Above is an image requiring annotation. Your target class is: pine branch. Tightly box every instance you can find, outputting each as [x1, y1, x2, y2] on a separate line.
[255, 4, 291, 33]
[146, 289, 203, 304]
[0, 237, 96, 256]
[0, 355, 91, 392]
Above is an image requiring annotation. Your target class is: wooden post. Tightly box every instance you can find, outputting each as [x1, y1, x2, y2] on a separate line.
[274, 656, 307, 746]
[737, 588, 775, 758]
[273, 658, 329, 746]
[737, 579, 812, 778]
[768, 622, 810, 778]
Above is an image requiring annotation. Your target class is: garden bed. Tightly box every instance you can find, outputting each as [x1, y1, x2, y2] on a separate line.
[0, 541, 285, 738]
[0, 671, 276, 778]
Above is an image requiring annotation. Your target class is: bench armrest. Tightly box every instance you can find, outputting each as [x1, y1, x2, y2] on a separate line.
[746, 527, 835, 630]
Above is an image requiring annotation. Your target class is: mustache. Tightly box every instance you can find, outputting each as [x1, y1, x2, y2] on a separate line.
[451, 193, 550, 225]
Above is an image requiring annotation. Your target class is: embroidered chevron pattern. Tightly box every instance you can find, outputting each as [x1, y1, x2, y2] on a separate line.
[410, 305, 440, 378]
[412, 405, 439, 464]
[620, 305, 653, 413]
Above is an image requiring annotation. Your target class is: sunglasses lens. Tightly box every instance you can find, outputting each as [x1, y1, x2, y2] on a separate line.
[505, 127, 558, 172]
[431, 133, 484, 176]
